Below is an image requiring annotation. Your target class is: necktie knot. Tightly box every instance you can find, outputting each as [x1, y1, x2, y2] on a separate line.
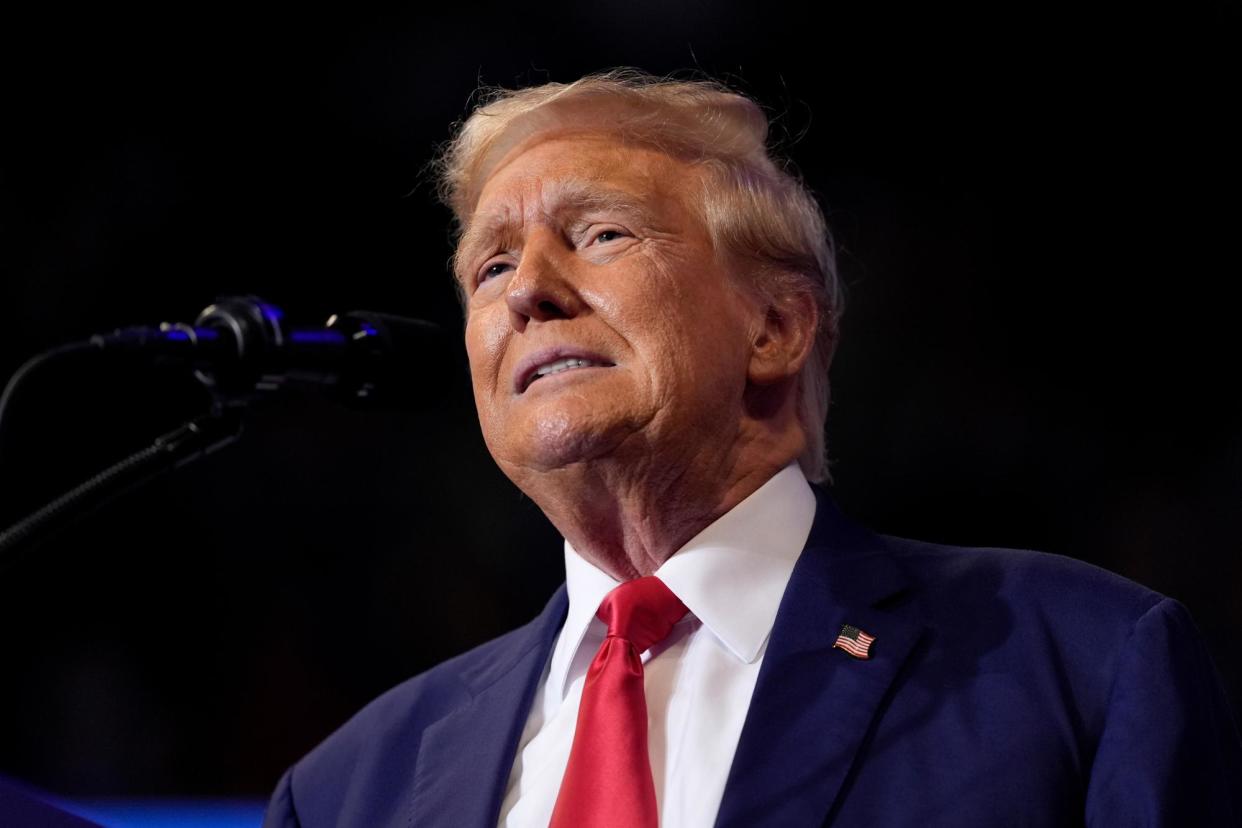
[597, 576, 689, 654]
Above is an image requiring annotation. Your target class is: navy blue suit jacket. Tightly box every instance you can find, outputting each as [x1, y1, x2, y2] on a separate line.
[263, 489, 1242, 826]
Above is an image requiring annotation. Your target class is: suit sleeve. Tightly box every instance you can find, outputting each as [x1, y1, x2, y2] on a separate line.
[262, 766, 302, 828]
[1084, 597, 1242, 826]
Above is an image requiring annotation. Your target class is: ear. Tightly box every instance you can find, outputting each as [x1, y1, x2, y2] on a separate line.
[747, 287, 820, 386]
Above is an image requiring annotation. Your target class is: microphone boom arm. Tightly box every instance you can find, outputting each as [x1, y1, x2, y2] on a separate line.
[0, 405, 243, 573]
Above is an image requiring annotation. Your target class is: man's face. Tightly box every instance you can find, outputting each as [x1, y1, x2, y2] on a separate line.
[457, 133, 760, 479]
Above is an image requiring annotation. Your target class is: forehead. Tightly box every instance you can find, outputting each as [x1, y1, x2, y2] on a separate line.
[468, 133, 695, 227]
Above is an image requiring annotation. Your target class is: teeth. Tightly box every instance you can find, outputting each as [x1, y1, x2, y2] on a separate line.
[531, 357, 603, 383]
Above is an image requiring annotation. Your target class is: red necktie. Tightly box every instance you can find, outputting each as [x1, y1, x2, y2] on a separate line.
[549, 576, 689, 828]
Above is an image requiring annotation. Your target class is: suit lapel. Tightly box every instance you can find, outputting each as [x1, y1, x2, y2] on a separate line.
[409, 587, 568, 828]
[715, 491, 926, 827]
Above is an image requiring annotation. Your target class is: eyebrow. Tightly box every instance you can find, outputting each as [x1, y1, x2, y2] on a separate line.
[454, 180, 655, 280]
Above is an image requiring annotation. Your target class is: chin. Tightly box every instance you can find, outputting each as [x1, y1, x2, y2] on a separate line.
[498, 406, 638, 475]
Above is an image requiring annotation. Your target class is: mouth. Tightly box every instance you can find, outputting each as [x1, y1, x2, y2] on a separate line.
[516, 350, 615, 393]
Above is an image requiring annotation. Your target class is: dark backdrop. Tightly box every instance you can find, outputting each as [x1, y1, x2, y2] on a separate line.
[1, 2, 1238, 798]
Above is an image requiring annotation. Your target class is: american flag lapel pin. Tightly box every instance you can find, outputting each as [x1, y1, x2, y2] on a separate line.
[833, 624, 876, 660]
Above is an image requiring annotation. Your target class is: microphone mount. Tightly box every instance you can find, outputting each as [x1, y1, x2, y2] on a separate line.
[88, 296, 449, 408]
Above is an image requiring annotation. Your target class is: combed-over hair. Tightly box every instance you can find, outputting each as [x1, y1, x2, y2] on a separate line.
[434, 69, 842, 482]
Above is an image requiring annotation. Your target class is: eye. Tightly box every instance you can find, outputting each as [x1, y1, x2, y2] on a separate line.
[590, 227, 629, 245]
[477, 259, 513, 286]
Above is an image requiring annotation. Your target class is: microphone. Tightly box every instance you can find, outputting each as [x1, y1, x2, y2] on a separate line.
[89, 296, 455, 407]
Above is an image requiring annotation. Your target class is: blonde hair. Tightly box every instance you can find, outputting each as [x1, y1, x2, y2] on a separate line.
[435, 70, 842, 482]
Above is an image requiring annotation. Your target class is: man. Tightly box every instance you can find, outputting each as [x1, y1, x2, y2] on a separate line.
[263, 71, 1242, 826]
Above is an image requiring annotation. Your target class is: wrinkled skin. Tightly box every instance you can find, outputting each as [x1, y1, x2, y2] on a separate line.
[457, 132, 817, 579]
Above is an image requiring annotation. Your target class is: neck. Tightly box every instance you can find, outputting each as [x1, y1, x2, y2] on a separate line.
[511, 424, 803, 580]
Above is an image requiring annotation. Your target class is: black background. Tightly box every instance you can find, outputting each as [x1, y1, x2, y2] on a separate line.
[1, 2, 1238, 797]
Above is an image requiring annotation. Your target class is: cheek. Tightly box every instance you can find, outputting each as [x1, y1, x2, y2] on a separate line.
[464, 310, 509, 380]
[594, 267, 691, 348]
[661, 297, 754, 399]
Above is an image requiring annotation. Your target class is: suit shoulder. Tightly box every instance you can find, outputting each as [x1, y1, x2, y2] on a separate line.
[881, 533, 1165, 627]
[304, 609, 553, 765]
[275, 588, 566, 826]
[869, 535, 1195, 752]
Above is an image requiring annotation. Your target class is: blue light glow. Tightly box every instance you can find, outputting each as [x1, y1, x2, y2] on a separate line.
[57, 798, 266, 828]
[290, 330, 347, 345]
[162, 329, 219, 343]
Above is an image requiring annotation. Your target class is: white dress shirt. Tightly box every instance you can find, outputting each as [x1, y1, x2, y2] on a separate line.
[498, 464, 817, 827]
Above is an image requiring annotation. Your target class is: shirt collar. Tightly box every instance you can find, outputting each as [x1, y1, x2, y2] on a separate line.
[552, 464, 817, 696]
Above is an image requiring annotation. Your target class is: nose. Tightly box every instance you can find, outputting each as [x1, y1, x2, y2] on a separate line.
[505, 232, 583, 332]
